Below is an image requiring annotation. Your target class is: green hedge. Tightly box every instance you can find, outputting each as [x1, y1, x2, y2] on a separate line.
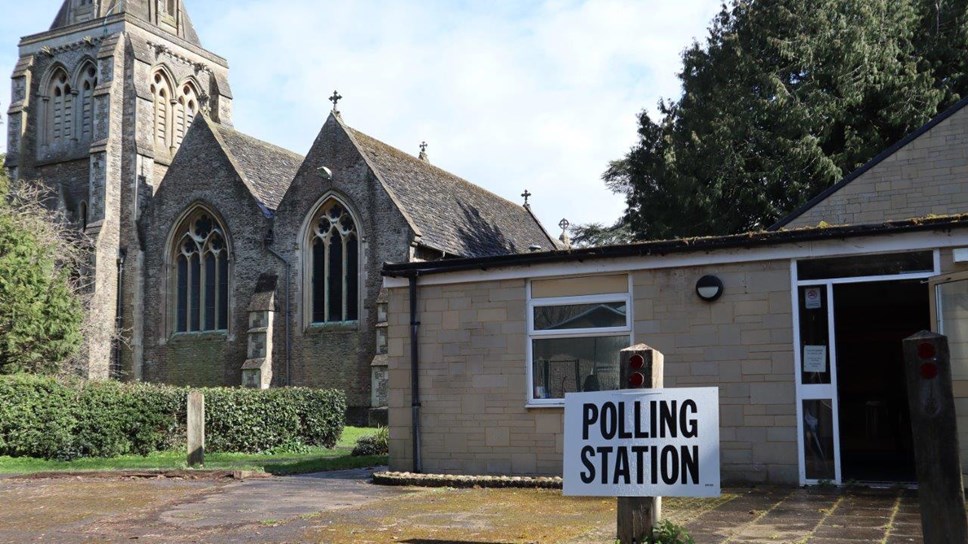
[0, 375, 345, 459]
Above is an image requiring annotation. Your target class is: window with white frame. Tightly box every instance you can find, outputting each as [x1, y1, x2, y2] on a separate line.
[527, 275, 631, 404]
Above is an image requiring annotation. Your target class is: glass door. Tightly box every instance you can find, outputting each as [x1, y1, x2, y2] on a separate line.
[793, 251, 937, 485]
[930, 272, 968, 475]
[795, 283, 840, 483]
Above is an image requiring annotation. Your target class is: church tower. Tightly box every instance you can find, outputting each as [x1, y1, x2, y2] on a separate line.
[6, 0, 233, 379]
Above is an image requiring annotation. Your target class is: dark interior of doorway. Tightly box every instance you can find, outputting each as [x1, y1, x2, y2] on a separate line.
[834, 279, 928, 482]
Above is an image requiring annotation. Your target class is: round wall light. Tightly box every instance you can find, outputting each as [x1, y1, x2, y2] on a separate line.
[696, 275, 724, 302]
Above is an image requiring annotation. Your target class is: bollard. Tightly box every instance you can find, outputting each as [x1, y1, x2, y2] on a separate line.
[902, 331, 968, 544]
[187, 390, 205, 467]
[616, 344, 663, 544]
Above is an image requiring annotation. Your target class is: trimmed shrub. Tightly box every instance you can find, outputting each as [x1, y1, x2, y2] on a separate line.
[0, 375, 345, 459]
[352, 426, 388, 456]
[0, 374, 76, 459]
[202, 387, 346, 453]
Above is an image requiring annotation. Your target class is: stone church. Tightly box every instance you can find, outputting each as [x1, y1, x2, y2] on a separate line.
[7, 0, 558, 421]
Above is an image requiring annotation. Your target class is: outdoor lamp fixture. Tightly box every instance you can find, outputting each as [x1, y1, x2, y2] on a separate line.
[696, 275, 724, 302]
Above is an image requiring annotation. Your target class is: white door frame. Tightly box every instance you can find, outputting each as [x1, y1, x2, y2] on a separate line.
[791, 250, 940, 485]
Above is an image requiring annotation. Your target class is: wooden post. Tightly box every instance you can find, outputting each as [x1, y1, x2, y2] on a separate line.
[187, 390, 205, 467]
[902, 331, 968, 544]
[617, 344, 663, 544]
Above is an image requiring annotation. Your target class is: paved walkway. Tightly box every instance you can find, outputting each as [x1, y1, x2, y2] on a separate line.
[681, 486, 922, 543]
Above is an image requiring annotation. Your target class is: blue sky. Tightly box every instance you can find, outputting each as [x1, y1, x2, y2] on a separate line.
[1, 0, 723, 233]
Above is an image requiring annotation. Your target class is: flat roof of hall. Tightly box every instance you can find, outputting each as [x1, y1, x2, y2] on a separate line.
[382, 213, 968, 278]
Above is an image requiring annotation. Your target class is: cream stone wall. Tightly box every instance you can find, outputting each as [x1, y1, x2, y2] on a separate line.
[388, 278, 567, 475]
[785, 105, 968, 228]
[630, 261, 796, 483]
[388, 259, 798, 483]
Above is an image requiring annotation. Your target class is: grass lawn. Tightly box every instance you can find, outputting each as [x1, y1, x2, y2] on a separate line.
[0, 426, 387, 476]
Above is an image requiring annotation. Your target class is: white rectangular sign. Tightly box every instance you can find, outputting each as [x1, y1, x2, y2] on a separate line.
[563, 387, 720, 497]
[803, 345, 827, 373]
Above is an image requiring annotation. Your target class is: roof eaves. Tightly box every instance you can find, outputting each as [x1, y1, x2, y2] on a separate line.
[769, 94, 968, 231]
[384, 214, 968, 277]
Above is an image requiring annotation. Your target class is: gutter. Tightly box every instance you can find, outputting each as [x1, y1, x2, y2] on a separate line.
[408, 272, 423, 473]
[113, 248, 126, 379]
[382, 214, 968, 279]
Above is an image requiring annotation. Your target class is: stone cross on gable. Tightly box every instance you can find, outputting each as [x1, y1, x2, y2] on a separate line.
[521, 189, 532, 207]
[418, 141, 429, 162]
[329, 90, 342, 112]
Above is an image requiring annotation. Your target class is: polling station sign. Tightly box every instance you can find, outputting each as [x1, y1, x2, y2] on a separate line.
[563, 387, 720, 497]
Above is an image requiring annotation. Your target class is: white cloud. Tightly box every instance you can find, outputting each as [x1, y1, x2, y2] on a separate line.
[1, 0, 723, 234]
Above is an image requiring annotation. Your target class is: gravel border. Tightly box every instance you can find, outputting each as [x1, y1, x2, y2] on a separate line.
[372, 471, 563, 489]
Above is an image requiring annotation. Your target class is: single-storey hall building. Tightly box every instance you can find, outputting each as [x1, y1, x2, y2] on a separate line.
[382, 93, 968, 485]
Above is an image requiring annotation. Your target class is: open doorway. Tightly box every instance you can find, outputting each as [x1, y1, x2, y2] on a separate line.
[834, 280, 928, 482]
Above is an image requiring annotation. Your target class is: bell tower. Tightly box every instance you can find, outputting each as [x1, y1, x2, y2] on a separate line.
[6, 0, 233, 379]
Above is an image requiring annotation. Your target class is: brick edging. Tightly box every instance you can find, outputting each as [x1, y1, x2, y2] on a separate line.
[372, 471, 563, 489]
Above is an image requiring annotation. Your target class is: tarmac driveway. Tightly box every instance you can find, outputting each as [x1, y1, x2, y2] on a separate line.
[0, 468, 928, 543]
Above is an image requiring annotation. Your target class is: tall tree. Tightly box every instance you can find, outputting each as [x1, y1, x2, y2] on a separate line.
[607, 0, 968, 240]
[0, 161, 83, 375]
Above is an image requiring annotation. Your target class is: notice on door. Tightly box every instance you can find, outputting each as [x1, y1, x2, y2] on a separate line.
[804, 287, 822, 309]
[803, 345, 827, 373]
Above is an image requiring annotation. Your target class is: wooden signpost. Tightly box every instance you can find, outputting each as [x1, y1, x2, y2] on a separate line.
[619, 345, 662, 544]
[902, 331, 968, 543]
[563, 344, 720, 544]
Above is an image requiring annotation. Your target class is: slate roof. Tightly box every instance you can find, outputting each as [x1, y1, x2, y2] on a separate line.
[50, 0, 202, 45]
[346, 126, 559, 258]
[208, 120, 304, 213]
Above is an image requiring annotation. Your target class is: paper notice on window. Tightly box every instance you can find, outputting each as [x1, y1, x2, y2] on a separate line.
[803, 345, 827, 373]
[804, 288, 822, 309]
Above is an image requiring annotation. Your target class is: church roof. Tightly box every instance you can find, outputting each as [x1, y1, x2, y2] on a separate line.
[208, 121, 304, 213]
[50, 0, 202, 46]
[345, 125, 559, 258]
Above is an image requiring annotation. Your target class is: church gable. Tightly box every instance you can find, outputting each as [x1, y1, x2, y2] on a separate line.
[156, 115, 303, 217]
[774, 96, 968, 229]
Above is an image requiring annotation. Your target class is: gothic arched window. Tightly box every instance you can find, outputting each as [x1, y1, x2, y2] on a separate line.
[171, 208, 230, 333]
[150, 70, 174, 153]
[308, 199, 359, 323]
[44, 67, 72, 146]
[76, 62, 97, 142]
[174, 82, 198, 148]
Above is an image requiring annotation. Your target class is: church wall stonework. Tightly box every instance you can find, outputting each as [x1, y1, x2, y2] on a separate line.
[272, 117, 416, 422]
[8, 6, 233, 379]
[141, 121, 276, 387]
[12, 3, 553, 426]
